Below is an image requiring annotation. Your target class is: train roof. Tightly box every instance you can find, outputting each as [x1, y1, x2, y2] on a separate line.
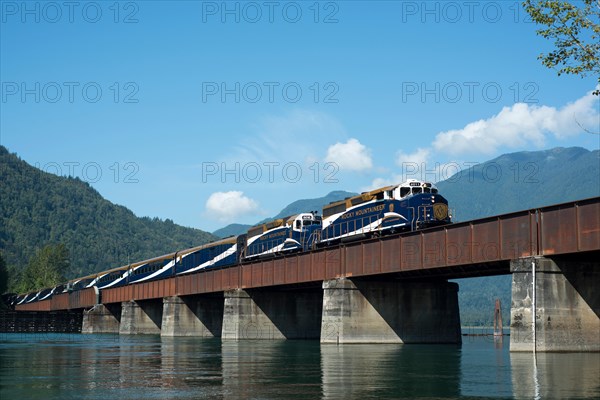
[81, 236, 239, 279]
[24, 236, 240, 295]
[323, 185, 396, 216]
[322, 180, 439, 219]
[247, 214, 300, 238]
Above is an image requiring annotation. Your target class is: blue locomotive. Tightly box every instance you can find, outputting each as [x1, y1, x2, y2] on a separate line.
[245, 212, 322, 258]
[12, 180, 450, 306]
[320, 179, 450, 243]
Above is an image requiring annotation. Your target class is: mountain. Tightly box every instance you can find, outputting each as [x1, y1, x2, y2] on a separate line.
[271, 190, 358, 219]
[212, 223, 253, 239]
[437, 147, 599, 222]
[212, 190, 357, 238]
[0, 146, 218, 282]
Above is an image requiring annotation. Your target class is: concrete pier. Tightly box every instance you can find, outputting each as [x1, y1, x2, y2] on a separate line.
[161, 295, 224, 337]
[119, 300, 163, 335]
[222, 288, 323, 340]
[510, 257, 600, 352]
[82, 303, 121, 334]
[321, 278, 461, 344]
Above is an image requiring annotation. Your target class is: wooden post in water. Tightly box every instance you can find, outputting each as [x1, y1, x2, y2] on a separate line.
[493, 299, 503, 337]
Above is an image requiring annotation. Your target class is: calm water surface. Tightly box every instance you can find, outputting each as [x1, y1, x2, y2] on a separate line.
[0, 333, 598, 399]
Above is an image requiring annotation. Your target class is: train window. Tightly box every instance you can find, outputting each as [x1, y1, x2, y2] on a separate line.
[412, 187, 422, 194]
[423, 187, 430, 193]
[296, 220, 301, 229]
[400, 187, 410, 197]
[248, 226, 264, 238]
[351, 197, 364, 206]
[375, 192, 384, 200]
[432, 188, 438, 194]
[323, 203, 346, 218]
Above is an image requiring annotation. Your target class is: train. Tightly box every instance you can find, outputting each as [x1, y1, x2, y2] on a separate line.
[10, 179, 451, 307]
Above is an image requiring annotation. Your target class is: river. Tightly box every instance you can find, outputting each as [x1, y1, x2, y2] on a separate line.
[0, 333, 598, 399]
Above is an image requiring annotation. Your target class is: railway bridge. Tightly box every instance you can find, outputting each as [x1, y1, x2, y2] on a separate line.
[15, 197, 600, 352]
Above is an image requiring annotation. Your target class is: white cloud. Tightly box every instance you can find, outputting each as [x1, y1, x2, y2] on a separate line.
[325, 138, 373, 171]
[205, 191, 258, 221]
[361, 176, 398, 192]
[396, 147, 431, 166]
[432, 87, 599, 156]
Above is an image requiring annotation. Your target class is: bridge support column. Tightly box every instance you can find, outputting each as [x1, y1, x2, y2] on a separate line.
[82, 303, 121, 334]
[510, 257, 600, 352]
[321, 278, 461, 344]
[119, 300, 163, 335]
[161, 295, 223, 337]
[222, 288, 322, 339]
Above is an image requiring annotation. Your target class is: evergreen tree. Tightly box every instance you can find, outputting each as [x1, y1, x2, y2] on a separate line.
[0, 252, 8, 294]
[20, 244, 69, 292]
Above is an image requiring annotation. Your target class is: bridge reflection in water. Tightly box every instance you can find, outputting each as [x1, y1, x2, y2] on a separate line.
[1, 334, 599, 399]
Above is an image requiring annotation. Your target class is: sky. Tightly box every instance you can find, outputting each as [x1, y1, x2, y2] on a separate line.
[1, 1, 599, 232]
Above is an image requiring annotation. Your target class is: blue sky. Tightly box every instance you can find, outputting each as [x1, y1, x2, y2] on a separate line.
[1, 1, 599, 232]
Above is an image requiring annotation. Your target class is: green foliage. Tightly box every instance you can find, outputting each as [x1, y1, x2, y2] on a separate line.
[0, 252, 8, 295]
[6, 265, 21, 294]
[0, 146, 218, 288]
[451, 276, 512, 326]
[19, 244, 68, 293]
[523, 0, 600, 94]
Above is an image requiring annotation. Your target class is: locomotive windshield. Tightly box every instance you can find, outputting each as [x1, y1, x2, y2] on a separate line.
[395, 179, 438, 198]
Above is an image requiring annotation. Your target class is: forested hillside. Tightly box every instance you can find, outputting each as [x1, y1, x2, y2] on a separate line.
[0, 146, 217, 286]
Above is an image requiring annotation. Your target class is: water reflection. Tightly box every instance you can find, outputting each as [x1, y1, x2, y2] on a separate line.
[0, 333, 599, 399]
[221, 340, 322, 399]
[511, 352, 600, 399]
[160, 337, 223, 397]
[321, 343, 461, 399]
[460, 335, 512, 398]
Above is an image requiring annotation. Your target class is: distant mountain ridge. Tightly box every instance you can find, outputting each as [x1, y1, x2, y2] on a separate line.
[437, 146, 599, 222]
[0, 146, 218, 281]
